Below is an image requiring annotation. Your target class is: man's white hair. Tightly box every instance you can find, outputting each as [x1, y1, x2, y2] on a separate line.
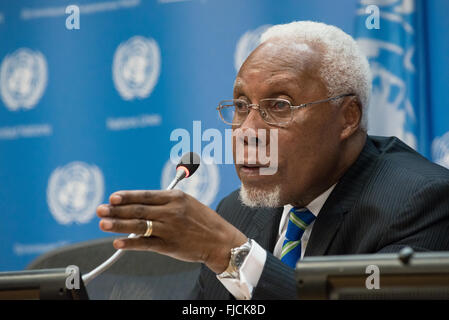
[239, 184, 281, 208]
[260, 21, 372, 130]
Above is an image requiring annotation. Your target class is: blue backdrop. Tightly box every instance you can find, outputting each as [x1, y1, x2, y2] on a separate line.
[0, 0, 448, 271]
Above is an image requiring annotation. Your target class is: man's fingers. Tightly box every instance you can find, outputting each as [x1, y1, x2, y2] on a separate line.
[109, 190, 181, 205]
[97, 203, 168, 220]
[113, 236, 165, 251]
[99, 218, 163, 237]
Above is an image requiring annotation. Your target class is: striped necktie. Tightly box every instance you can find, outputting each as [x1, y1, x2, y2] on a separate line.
[280, 207, 316, 268]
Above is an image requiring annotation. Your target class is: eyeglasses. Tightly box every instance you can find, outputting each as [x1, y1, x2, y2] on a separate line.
[217, 93, 355, 126]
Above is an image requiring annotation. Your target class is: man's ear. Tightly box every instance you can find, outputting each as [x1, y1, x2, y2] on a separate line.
[339, 96, 362, 140]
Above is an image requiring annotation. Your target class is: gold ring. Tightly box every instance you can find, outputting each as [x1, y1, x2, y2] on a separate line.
[143, 220, 153, 237]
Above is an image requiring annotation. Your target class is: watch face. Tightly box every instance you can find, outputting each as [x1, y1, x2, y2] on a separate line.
[234, 249, 250, 267]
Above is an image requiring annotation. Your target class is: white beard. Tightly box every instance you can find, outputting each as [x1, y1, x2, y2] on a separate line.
[239, 184, 281, 208]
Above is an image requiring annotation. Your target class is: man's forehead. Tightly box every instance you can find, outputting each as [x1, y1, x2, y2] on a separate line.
[234, 41, 322, 89]
[234, 72, 298, 89]
[233, 71, 301, 91]
[245, 40, 318, 68]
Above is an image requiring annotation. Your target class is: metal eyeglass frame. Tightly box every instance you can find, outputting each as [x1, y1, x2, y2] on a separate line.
[217, 93, 356, 126]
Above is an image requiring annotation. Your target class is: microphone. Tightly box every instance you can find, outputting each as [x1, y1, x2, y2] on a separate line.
[82, 152, 201, 285]
[166, 152, 201, 190]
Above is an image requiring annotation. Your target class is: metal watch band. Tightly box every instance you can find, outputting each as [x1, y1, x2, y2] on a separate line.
[217, 239, 252, 280]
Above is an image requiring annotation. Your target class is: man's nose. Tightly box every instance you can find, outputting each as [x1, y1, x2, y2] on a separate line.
[236, 108, 270, 146]
[240, 107, 267, 131]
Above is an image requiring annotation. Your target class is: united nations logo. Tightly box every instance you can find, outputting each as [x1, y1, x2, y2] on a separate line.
[160, 157, 219, 206]
[47, 162, 104, 225]
[356, 1, 418, 150]
[0, 48, 48, 111]
[112, 36, 161, 100]
[234, 25, 271, 72]
[432, 132, 449, 169]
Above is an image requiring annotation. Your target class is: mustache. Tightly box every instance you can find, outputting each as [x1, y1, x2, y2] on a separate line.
[232, 128, 279, 175]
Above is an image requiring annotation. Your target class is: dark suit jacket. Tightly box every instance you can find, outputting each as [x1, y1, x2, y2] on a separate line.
[190, 135, 449, 300]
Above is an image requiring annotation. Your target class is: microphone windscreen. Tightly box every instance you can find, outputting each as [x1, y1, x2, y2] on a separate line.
[176, 152, 200, 178]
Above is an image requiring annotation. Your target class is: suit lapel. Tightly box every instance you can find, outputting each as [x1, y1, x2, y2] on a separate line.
[304, 199, 346, 256]
[305, 136, 381, 256]
[242, 206, 283, 252]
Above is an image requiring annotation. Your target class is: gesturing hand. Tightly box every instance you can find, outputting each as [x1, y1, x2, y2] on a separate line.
[97, 190, 247, 274]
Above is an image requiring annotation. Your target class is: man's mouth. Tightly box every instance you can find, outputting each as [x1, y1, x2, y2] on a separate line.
[238, 163, 270, 176]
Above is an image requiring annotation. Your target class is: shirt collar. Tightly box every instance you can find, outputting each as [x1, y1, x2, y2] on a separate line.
[278, 183, 337, 236]
[306, 183, 337, 216]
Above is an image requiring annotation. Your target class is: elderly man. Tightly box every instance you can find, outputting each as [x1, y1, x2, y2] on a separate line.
[96, 21, 449, 300]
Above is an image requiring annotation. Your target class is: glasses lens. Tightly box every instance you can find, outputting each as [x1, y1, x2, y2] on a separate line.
[220, 105, 236, 124]
[234, 100, 248, 113]
[261, 99, 292, 124]
[219, 100, 248, 125]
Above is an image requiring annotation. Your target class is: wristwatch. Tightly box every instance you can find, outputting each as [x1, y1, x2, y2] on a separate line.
[218, 239, 253, 280]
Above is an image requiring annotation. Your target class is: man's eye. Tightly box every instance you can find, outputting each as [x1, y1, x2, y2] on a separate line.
[271, 100, 290, 111]
[235, 101, 247, 112]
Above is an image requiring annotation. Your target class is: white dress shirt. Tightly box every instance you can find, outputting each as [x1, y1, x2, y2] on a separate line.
[217, 184, 336, 300]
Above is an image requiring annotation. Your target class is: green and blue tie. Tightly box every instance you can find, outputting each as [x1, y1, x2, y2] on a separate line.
[280, 207, 316, 268]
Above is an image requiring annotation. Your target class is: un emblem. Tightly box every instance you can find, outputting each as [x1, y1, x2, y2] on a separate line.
[47, 162, 104, 225]
[161, 158, 219, 206]
[234, 25, 271, 72]
[432, 132, 449, 169]
[112, 36, 161, 100]
[0, 48, 48, 111]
